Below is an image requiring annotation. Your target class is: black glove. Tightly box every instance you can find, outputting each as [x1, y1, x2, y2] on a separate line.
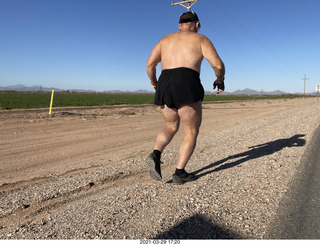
[213, 79, 225, 91]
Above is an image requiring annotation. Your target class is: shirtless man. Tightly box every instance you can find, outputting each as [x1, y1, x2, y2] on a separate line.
[145, 11, 225, 184]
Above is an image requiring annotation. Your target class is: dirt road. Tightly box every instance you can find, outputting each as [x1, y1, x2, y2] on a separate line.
[0, 99, 308, 185]
[0, 98, 318, 239]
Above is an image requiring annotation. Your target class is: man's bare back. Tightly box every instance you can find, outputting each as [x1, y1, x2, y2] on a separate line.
[147, 22, 224, 85]
[160, 32, 204, 73]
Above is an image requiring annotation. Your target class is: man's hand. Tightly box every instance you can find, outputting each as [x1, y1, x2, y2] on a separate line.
[213, 79, 225, 94]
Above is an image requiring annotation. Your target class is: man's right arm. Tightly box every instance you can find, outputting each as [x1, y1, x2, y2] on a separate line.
[146, 41, 161, 87]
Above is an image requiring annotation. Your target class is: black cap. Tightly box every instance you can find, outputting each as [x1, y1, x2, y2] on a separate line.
[179, 11, 200, 24]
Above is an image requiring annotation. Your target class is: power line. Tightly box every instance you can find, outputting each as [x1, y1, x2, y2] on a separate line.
[213, 0, 273, 56]
[200, 11, 283, 73]
[203, 0, 298, 77]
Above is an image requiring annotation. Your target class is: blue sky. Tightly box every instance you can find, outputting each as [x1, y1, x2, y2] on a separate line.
[1, 0, 319, 93]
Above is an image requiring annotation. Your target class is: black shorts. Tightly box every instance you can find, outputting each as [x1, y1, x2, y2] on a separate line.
[154, 67, 204, 109]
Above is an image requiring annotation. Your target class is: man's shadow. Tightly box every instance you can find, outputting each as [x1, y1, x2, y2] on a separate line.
[193, 134, 306, 179]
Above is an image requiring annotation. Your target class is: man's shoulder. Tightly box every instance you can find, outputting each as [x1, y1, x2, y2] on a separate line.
[162, 32, 180, 39]
[197, 33, 209, 40]
[159, 32, 180, 44]
[159, 32, 211, 47]
[162, 32, 206, 40]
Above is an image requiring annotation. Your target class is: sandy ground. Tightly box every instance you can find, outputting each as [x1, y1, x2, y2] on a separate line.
[1, 98, 312, 186]
[0, 97, 318, 239]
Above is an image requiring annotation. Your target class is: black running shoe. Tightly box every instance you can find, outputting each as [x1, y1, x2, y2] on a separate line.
[145, 153, 162, 181]
[172, 171, 196, 185]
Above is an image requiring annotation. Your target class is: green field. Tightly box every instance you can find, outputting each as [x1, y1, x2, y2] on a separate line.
[0, 91, 304, 110]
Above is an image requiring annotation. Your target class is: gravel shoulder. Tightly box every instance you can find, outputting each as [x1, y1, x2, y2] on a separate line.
[0, 98, 319, 239]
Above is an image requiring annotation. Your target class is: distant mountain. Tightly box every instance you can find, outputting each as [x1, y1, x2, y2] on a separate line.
[263, 90, 287, 95]
[229, 88, 288, 95]
[0, 85, 65, 92]
[232, 88, 260, 95]
[0, 85, 100, 93]
[0, 85, 155, 94]
[102, 89, 153, 94]
[0, 85, 297, 95]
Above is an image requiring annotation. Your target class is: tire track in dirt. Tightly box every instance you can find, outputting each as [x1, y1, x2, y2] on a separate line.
[0, 165, 151, 231]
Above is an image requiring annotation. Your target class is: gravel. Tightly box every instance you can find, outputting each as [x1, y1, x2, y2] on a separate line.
[1, 100, 320, 239]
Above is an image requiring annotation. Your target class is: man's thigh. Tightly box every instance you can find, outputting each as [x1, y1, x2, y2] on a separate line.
[178, 101, 202, 129]
[161, 105, 180, 128]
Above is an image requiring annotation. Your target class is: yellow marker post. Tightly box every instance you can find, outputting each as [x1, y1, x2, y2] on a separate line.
[49, 89, 54, 116]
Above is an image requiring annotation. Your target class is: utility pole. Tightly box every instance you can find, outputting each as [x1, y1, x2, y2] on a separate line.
[301, 74, 310, 98]
[171, 0, 199, 12]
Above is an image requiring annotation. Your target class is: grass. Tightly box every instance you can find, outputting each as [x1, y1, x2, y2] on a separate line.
[0, 91, 305, 110]
[203, 94, 303, 102]
[0, 92, 154, 110]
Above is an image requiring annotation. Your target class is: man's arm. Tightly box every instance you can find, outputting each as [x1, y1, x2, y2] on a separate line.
[201, 36, 225, 93]
[146, 41, 161, 87]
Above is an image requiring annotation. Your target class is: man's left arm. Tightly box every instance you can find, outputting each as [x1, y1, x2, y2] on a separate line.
[146, 41, 161, 88]
[201, 36, 225, 94]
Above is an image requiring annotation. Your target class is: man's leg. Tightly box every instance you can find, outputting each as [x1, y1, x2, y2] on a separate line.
[154, 105, 180, 152]
[176, 101, 202, 170]
[171, 101, 202, 184]
[146, 105, 180, 181]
